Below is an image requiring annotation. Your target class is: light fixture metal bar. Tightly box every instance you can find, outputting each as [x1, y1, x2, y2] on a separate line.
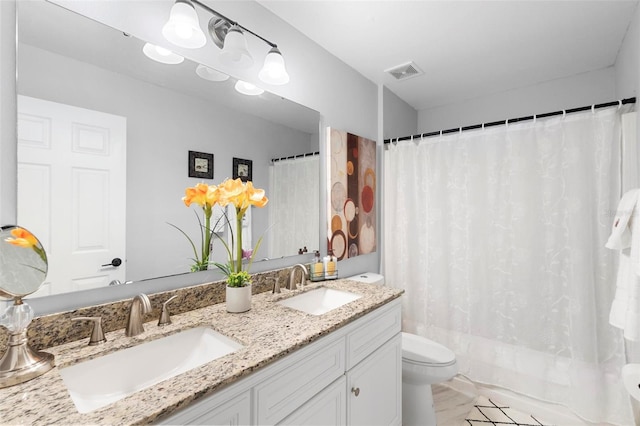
[191, 0, 277, 48]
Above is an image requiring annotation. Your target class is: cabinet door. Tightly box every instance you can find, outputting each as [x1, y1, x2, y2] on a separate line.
[347, 334, 402, 426]
[279, 376, 346, 426]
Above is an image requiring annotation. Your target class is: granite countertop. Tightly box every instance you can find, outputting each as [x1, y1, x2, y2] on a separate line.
[0, 279, 403, 425]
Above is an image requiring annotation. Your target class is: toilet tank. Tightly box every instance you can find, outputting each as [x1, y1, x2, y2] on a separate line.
[346, 272, 385, 286]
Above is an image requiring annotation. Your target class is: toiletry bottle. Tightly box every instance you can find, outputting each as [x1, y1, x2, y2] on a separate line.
[310, 251, 324, 282]
[324, 249, 338, 280]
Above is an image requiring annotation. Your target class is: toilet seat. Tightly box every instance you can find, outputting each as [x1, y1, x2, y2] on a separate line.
[401, 332, 456, 366]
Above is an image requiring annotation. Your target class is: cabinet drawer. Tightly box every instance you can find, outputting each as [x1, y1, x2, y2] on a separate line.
[157, 388, 251, 425]
[254, 337, 345, 425]
[346, 299, 401, 369]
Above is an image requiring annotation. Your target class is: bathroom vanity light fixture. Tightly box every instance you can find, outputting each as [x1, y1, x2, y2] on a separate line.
[220, 25, 253, 69]
[235, 80, 264, 96]
[162, 0, 206, 49]
[163, 0, 290, 85]
[142, 43, 185, 64]
[258, 47, 290, 85]
[195, 64, 229, 81]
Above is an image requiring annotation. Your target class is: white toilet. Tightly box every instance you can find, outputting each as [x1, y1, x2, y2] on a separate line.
[347, 273, 458, 426]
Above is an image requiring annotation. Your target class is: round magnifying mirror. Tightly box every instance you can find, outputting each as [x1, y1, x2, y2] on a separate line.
[0, 225, 48, 299]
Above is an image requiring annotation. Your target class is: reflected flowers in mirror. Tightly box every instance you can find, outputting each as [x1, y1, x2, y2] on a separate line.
[3, 226, 47, 276]
[169, 183, 221, 272]
[4, 227, 47, 264]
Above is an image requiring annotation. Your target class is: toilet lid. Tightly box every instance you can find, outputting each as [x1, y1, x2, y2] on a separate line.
[401, 332, 456, 365]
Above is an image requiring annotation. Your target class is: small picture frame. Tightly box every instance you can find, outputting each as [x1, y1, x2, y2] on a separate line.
[233, 157, 252, 182]
[188, 151, 214, 179]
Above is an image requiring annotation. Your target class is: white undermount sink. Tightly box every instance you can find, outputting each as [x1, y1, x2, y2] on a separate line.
[277, 287, 362, 315]
[59, 327, 243, 414]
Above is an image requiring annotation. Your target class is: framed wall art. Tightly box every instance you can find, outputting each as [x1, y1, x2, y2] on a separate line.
[233, 157, 252, 182]
[188, 150, 214, 179]
[328, 128, 377, 260]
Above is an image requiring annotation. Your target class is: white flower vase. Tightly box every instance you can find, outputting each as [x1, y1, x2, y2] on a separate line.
[226, 284, 252, 313]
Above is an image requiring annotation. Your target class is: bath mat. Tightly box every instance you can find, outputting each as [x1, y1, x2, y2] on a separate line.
[464, 396, 553, 425]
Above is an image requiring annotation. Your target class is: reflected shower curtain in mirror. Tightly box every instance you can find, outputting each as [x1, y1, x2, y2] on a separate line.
[268, 156, 319, 258]
[383, 106, 633, 425]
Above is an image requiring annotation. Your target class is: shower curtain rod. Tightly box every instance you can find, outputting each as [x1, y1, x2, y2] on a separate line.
[383, 97, 636, 144]
[271, 151, 320, 163]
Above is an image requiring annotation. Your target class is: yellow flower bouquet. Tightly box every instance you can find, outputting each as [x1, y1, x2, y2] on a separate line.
[173, 179, 268, 286]
[213, 178, 268, 287]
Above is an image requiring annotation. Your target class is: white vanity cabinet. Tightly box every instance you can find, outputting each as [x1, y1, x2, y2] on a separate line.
[157, 298, 401, 426]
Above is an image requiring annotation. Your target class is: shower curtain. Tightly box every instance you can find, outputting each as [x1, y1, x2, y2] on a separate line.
[383, 106, 633, 425]
[268, 155, 319, 259]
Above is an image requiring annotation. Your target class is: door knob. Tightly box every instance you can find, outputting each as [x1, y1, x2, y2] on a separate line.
[351, 387, 360, 397]
[101, 257, 122, 267]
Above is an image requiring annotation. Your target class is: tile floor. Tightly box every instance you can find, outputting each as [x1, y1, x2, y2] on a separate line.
[433, 383, 620, 426]
[433, 384, 556, 426]
[433, 383, 477, 425]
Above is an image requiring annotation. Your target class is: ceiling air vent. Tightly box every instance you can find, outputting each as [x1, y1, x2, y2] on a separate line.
[384, 61, 423, 81]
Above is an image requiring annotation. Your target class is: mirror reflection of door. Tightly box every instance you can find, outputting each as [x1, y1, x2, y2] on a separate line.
[17, 95, 126, 296]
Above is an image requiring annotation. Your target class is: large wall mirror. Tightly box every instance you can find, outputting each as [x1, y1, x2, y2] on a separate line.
[16, 0, 321, 298]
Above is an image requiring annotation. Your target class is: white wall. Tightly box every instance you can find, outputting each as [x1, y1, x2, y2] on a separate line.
[18, 44, 314, 282]
[418, 67, 618, 133]
[383, 86, 417, 140]
[0, 0, 16, 225]
[615, 2, 639, 99]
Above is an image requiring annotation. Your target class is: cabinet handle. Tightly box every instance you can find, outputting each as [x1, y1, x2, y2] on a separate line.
[351, 387, 360, 397]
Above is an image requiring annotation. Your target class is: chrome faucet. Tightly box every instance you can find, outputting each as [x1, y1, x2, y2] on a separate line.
[125, 293, 151, 337]
[288, 264, 309, 290]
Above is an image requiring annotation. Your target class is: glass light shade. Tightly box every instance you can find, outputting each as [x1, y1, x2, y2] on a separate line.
[162, 0, 206, 49]
[259, 47, 290, 85]
[195, 64, 229, 82]
[142, 43, 184, 64]
[235, 80, 264, 96]
[220, 25, 253, 69]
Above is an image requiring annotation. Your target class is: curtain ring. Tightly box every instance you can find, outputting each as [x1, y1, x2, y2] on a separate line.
[562, 110, 566, 119]
[533, 115, 537, 124]
[482, 122, 485, 129]
[592, 104, 595, 114]
[619, 100, 623, 109]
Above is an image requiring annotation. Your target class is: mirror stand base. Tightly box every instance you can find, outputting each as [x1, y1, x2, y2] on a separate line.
[0, 330, 55, 388]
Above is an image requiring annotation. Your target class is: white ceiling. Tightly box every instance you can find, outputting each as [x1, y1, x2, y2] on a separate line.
[258, 0, 639, 111]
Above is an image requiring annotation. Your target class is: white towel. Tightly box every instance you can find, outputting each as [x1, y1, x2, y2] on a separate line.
[606, 189, 638, 250]
[607, 189, 640, 340]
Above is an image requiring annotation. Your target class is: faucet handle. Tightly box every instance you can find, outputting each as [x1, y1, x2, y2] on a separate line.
[272, 277, 281, 294]
[72, 316, 106, 346]
[158, 295, 177, 326]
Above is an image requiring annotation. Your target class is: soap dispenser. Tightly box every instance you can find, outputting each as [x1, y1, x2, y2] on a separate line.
[310, 251, 324, 282]
[323, 249, 338, 280]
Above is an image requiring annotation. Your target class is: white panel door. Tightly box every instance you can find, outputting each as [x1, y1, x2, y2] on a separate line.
[17, 95, 126, 296]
